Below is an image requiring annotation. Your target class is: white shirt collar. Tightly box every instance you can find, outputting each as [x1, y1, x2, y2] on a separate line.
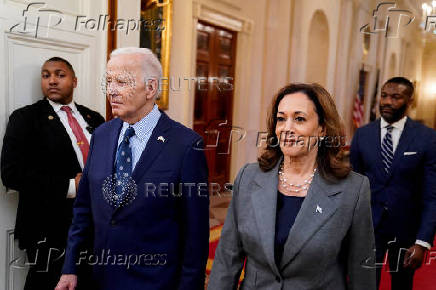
[380, 116, 407, 131]
[121, 104, 161, 142]
[48, 98, 77, 113]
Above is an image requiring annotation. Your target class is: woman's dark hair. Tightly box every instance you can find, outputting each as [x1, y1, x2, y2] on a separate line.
[258, 83, 351, 181]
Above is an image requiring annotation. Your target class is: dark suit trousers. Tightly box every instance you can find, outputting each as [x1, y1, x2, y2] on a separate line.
[24, 243, 95, 290]
[24, 243, 65, 290]
[375, 233, 415, 290]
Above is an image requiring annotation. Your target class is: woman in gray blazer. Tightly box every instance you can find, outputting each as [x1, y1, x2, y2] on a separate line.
[208, 83, 376, 290]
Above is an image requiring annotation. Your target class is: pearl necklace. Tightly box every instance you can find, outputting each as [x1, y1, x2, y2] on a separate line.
[278, 163, 316, 193]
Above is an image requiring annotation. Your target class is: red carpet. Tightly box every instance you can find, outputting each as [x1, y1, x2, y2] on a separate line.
[206, 224, 223, 277]
[208, 225, 436, 289]
[380, 238, 436, 290]
[206, 225, 244, 286]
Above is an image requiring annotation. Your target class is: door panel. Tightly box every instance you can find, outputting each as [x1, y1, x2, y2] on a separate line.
[193, 21, 236, 188]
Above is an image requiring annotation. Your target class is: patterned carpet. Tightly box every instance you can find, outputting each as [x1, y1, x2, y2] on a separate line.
[206, 225, 223, 276]
[206, 225, 244, 287]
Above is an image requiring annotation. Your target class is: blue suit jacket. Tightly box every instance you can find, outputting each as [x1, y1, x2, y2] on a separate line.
[350, 117, 436, 245]
[62, 112, 209, 290]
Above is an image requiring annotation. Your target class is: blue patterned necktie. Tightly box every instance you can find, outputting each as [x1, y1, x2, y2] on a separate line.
[381, 125, 394, 174]
[115, 127, 135, 206]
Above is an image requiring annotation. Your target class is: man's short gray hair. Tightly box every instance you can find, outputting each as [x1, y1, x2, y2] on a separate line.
[110, 47, 163, 86]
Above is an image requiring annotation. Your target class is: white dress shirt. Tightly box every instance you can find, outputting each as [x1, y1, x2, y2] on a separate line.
[117, 104, 161, 171]
[48, 99, 91, 198]
[380, 116, 407, 154]
[380, 116, 431, 250]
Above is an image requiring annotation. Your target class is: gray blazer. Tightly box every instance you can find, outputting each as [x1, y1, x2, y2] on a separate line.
[208, 161, 376, 290]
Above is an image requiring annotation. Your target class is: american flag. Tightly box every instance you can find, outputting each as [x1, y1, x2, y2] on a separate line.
[353, 93, 364, 128]
[353, 69, 366, 128]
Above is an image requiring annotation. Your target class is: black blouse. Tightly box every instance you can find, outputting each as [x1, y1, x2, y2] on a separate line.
[274, 191, 305, 265]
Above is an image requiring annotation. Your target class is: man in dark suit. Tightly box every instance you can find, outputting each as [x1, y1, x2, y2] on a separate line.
[1, 57, 105, 289]
[56, 47, 209, 290]
[350, 77, 436, 290]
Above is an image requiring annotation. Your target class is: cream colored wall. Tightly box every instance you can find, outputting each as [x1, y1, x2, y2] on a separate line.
[116, 0, 141, 47]
[168, 0, 271, 179]
[306, 10, 330, 87]
[114, 0, 258, 179]
[416, 41, 436, 128]
[314, 0, 427, 138]
[166, 0, 194, 125]
[375, 5, 425, 122]
[167, 0, 433, 180]
[289, 0, 341, 93]
[259, 0, 293, 133]
[289, 0, 381, 140]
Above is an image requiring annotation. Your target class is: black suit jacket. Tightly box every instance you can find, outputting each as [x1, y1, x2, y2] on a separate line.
[1, 99, 105, 250]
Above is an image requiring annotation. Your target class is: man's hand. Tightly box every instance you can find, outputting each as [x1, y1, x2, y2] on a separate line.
[403, 244, 426, 270]
[74, 173, 82, 193]
[55, 274, 77, 290]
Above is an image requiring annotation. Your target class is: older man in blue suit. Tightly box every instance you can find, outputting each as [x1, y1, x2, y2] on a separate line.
[56, 48, 209, 290]
[350, 77, 436, 290]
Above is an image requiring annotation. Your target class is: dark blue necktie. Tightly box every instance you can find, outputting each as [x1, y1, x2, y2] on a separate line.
[381, 125, 394, 174]
[115, 127, 135, 206]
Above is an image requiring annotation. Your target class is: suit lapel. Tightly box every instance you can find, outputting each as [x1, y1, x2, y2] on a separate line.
[389, 118, 416, 175]
[40, 100, 80, 167]
[371, 119, 388, 179]
[75, 103, 98, 133]
[279, 172, 341, 270]
[105, 118, 123, 177]
[251, 159, 281, 276]
[131, 112, 172, 182]
[41, 99, 71, 142]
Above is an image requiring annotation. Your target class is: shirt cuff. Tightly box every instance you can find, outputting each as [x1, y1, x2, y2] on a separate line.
[416, 240, 431, 250]
[67, 179, 76, 199]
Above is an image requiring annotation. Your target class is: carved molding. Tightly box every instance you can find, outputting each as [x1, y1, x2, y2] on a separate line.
[5, 229, 27, 290]
[5, 0, 87, 17]
[5, 33, 89, 116]
[192, 0, 253, 34]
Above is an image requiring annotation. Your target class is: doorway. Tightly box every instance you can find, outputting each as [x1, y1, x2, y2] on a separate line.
[193, 21, 237, 189]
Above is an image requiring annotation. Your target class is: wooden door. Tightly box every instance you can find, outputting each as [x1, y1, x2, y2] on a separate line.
[193, 21, 237, 187]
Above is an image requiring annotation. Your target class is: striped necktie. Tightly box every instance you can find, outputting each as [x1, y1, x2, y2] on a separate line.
[381, 125, 394, 173]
